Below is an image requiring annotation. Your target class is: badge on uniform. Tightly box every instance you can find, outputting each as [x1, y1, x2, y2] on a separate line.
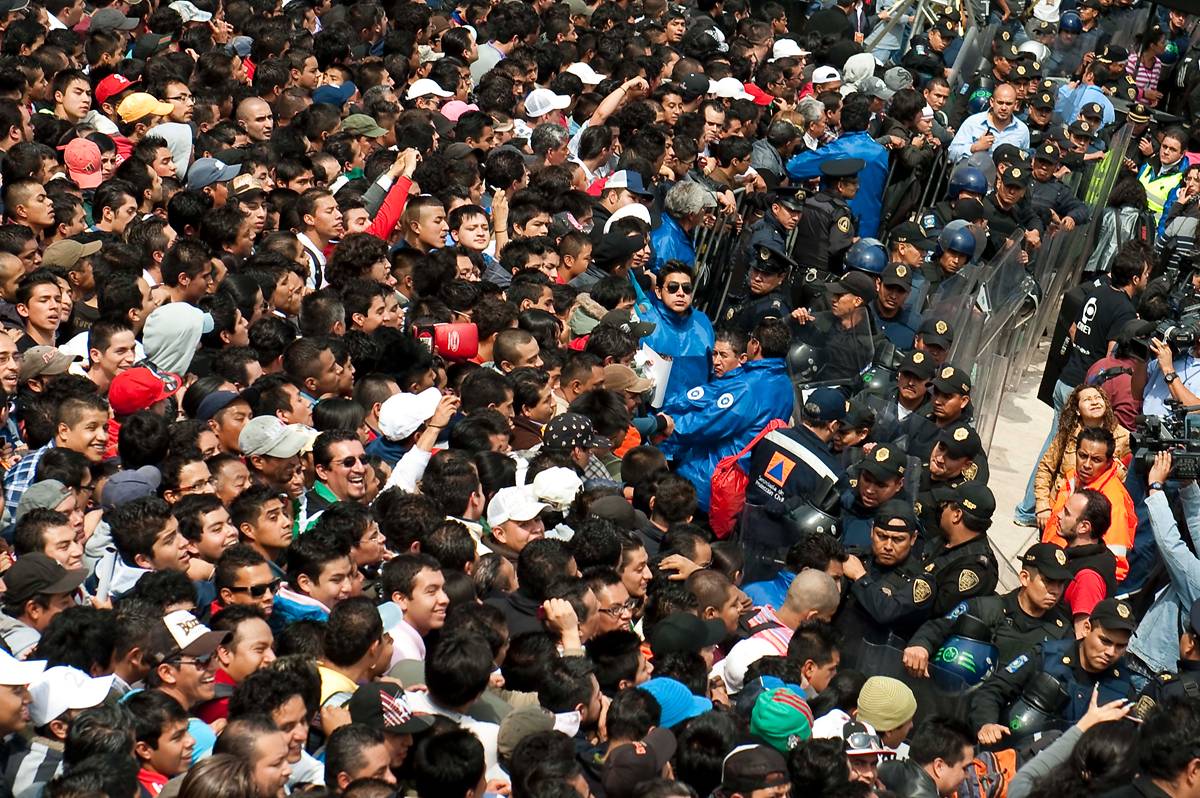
[687, 387, 705, 400]
[912, 351, 925, 363]
[962, 462, 979, 480]
[1005, 654, 1029, 674]
[913, 579, 932, 602]
[837, 217, 852, 233]
[958, 570, 980, 591]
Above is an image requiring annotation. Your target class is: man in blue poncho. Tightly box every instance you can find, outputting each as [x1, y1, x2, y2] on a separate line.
[638, 261, 715, 409]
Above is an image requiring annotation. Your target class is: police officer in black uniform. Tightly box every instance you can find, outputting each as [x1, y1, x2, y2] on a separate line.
[856, 349, 934, 443]
[903, 363, 974, 463]
[724, 243, 796, 334]
[915, 317, 954, 366]
[968, 598, 1138, 745]
[839, 444, 908, 550]
[1030, 142, 1090, 231]
[738, 188, 805, 273]
[901, 16, 956, 85]
[797, 271, 878, 384]
[922, 482, 1000, 616]
[875, 261, 922, 350]
[915, 424, 989, 533]
[791, 158, 861, 279]
[904, 543, 1074, 678]
[983, 164, 1043, 257]
[836, 500, 937, 670]
[1136, 598, 1200, 718]
[1024, 89, 1056, 149]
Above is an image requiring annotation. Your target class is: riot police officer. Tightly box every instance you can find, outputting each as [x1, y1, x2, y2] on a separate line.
[791, 158, 861, 278]
[915, 167, 988, 241]
[856, 349, 934, 443]
[904, 363, 974, 462]
[797, 272, 878, 384]
[836, 500, 937, 670]
[969, 598, 1138, 744]
[724, 243, 796, 334]
[875, 262, 921, 349]
[914, 317, 954, 366]
[919, 226, 977, 309]
[922, 482, 1000, 616]
[1024, 90, 1055, 149]
[1030, 142, 1090, 230]
[915, 424, 989, 532]
[901, 16, 956, 85]
[739, 188, 805, 272]
[1136, 598, 1200, 718]
[904, 543, 1074, 678]
[982, 165, 1043, 257]
[840, 444, 908, 550]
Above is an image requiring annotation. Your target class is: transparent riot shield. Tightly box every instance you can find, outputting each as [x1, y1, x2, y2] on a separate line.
[970, 351, 1010, 453]
[857, 636, 911, 682]
[787, 305, 879, 417]
[975, 232, 1038, 363]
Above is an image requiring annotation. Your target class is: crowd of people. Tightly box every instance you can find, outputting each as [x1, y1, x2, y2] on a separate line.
[0, 0, 1192, 796]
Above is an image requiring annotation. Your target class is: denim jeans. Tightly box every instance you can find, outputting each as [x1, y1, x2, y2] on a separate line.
[1013, 379, 1074, 522]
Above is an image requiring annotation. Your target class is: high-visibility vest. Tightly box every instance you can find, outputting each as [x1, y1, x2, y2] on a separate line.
[1139, 162, 1185, 218]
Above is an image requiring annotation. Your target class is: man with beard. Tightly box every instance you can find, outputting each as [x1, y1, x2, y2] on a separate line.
[1055, 488, 1117, 633]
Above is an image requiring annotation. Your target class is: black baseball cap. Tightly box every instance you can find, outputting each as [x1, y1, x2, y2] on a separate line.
[918, 318, 954, 348]
[996, 42, 1020, 61]
[1089, 598, 1137, 632]
[1033, 142, 1060, 164]
[937, 424, 982, 460]
[4, 554, 86, 604]
[1068, 119, 1098, 139]
[842, 401, 876, 430]
[931, 364, 972, 395]
[891, 221, 935, 250]
[348, 682, 435, 734]
[826, 271, 878, 303]
[931, 482, 996, 520]
[874, 499, 918, 532]
[1020, 543, 1075, 581]
[647, 612, 727, 656]
[722, 746, 790, 794]
[1001, 165, 1031, 189]
[1030, 91, 1055, 111]
[898, 349, 935, 380]
[993, 142, 1028, 167]
[881, 261, 914, 289]
[860, 443, 907, 480]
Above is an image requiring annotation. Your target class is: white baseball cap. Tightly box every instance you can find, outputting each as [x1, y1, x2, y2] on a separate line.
[169, 0, 212, 22]
[713, 76, 753, 100]
[770, 39, 811, 61]
[564, 62, 607, 85]
[524, 88, 572, 119]
[812, 66, 842, 84]
[530, 467, 583, 511]
[29, 666, 115, 726]
[0, 650, 44, 687]
[378, 387, 441, 441]
[238, 416, 316, 459]
[406, 78, 454, 102]
[487, 485, 548, 527]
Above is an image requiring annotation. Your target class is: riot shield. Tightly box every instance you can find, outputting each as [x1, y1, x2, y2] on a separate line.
[787, 307, 879, 413]
[693, 189, 748, 320]
[856, 636, 911, 682]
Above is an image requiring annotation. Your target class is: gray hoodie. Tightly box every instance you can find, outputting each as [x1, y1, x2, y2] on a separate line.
[142, 303, 211, 376]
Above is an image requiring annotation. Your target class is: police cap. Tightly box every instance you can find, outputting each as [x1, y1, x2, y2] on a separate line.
[931, 363, 972, 395]
[1031, 91, 1054, 111]
[1001, 165, 1031, 189]
[1020, 542, 1075, 581]
[1127, 102, 1151, 125]
[826, 271, 877, 303]
[918, 317, 954, 348]
[750, 243, 795, 274]
[1081, 102, 1104, 120]
[820, 158, 866, 179]
[898, 349, 935, 380]
[1098, 44, 1129, 63]
[953, 197, 987, 224]
[874, 499, 918, 532]
[769, 186, 806, 211]
[843, 400, 876, 430]
[1068, 119, 1097, 139]
[891, 221, 935, 251]
[933, 17, 957, 38]
[996, 42, 1021, 61]
[1033, 142, 1060, 164]
[936, 423, 982, 460]
[993, 143, 1029, 167]
[1080, 0, 1102, 9]
[881, 261, 914, 290]
[861, 443, 907, 481]
[931, 481, 995, 520]
[802, 387, 848, 423]
[1089, 598, 1137, 632]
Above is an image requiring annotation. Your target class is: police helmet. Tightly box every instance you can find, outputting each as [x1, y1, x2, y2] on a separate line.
[930, 614, 998, 691]
[1003, 671, 1070, 740]
[967, 88, 992, 115]
[781, 497, 840, 538]
[947, 166, 988, 199]
[786, 342, 823, 382]
[1163, 40, 1181, 65]
[1059, 10, 1082, 32]
[937, 225, 976, 257]
[844, 238, 888, 275]
[1017, 41, 1049, 62]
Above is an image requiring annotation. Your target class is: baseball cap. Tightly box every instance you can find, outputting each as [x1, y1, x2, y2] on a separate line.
[29, 666, 115, 726]
[892, 220, 935, 250]
[931, 364, 972, 395]
[881, 261, 914, 289]
[860, 443, 907, 481]
[405, 78, 453, 102]
[542, 412, 608, 451]
[116, 93, 174, 124]
[100, 466, 162, 509]
[638, 677, 713, 728]
[600, 308, 655, 338]
[341, 113, 387, 137]
[1089, 598, 1137, 632]
[146, 610, 230, 666]
[874, 499, 918, 533]
[440, 100, 480, 122]
[62, 139, 103, 189]
[842, 721, 889, 756]
[1030, 90, 1055, 111]
[1068, 119, 1098, 139]
[604, 169, 655, 197]
[377, 387, 441, 441]
[195, 390, 249, 422]
[311, 82, 357, 108]
[486, 485, 548, 527]
[679, 72, 716, 100]
[1020, 542, 1074, 581]
[565, 62, 607, 85]
[844, 402, 878, 430]
[933, 17, 958, 37]
[0, 650, 43, 687]
[750, 688, 814, 753]
[588, 494, 649, 529]
[919, 317, 954, 348]
[898, 348, 934, 380]
[133, 32, 173, 61]
[108, 366, 184, 416]
[801, 387, 848, 423]
[770, 39, 810, 61]
[860, 75, 894, 101]
[937, 423, 982, 460]
[231, 174, 266, 200]
[4, 554, 85, 605]
[1033, 141, 1061, 164]
[721, 745, 790, 794]
[0, 0, 30, 15]
[827, 271, 878, 302]
[15, 480, 73, 521]
[713, 76, 753, 100]
[604, 363, 653, 395]
[497, 706, 556, 760]
[89, 7, 139, 31]
[95, 74, 137, 106]
[931, 481, 996, 520]
[41, 239, 102, 271]
[168, 0, 212, 22]
[347, 682, 434, 734]
[238, 416, 316, 458]
[530, 466, 583, 512]
[647, 612, 727, 657]
[186, 157, 241, 190]
[603, 728, 677, 798]
[812, 66, 841, 84]
[525, 88, 571, 118]
[1001, 164, 1031, 189]
[884, 67, 913, 92]
[18, 346, 77, 381]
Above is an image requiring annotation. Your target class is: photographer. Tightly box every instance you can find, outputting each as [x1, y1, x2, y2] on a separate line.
[1144, 332, 1200, 418]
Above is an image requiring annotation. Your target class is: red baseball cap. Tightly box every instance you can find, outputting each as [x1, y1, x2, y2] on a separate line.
[108, 366, 183, 417]
[95, 74, 138, 106]
[62, 139, 102, 189]
[743, 83, 775, 107]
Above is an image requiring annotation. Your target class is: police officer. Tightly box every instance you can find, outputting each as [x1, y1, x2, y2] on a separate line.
[904, 543, 1074, 678]
[983, 165, 1043, 257]
[833, 401, 876, 469]
[839, 444, 908, 550]
[1030, 142, 1090, 231]
[739, 188, 805, 272]
[969, 598, 1138, 744]
[724, 243, 795, 334]
[741, 388, 846, 581]
[856, 349, 934, 443]
[914, 317, 954, 366]
[1136, 598, 1200, 718]
[915, 167, 988, 241]
[836, 500, 937, 670]
[901, 16, 956, 85]
[875, 262, 921, 349]
[904, 363, 973, 463]
[922, 482, 1000, 616]
[791, 158, 861, 277]
[919, 226, 977, 308]
[796, 272, 878, 384]
[915, 423, 990, 533]
[1024, 90, 1055, 148]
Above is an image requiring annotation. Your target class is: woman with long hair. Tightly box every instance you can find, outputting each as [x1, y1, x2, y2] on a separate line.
[1033, 385, 1132, 529]
[1156, 162, 1200, 270]
[1086, 175, 1150, 275]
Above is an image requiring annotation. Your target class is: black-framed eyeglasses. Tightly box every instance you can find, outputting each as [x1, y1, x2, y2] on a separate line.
[597, 599, 638, 618]
[230, 579, 282, 598]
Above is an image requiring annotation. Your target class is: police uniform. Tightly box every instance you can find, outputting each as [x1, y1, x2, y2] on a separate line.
[836, 500, 937, 669]
[800, 273, 878, 384]
[915, 424, 989, 534]
[724, 243, 795, 334]
[968, 599, 1139, 734]
[874, 262, 922, 350]
[1023, 91, 1056, 149]
[737, 189, 803, 274]
[908, 544, 1075, 666]
[901, 18, 955, 84]
[790, 159, 860, 276]
[902, 364, 974, 463]
[983, 166, 1044, 255]
[840, 445, 908, 550]
[921, 482, 1000, 616]
[855, 349, 934, 443]
[1029, 143, 1090, 229]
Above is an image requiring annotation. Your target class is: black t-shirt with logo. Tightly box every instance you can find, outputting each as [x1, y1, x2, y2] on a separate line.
[1058, 282, 1136, 387]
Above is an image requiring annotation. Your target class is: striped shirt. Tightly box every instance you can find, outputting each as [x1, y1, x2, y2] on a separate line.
[745, 605, 794, 654]
[1125, 53, 1163, 103]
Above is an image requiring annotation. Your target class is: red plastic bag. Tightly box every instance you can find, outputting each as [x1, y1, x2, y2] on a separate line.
[709, 419, 786, 539]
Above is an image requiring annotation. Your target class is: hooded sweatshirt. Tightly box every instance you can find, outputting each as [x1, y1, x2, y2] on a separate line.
[142, 303, 210, 376]
[841, 53, 878, 95]
[145, 122, 195, 180]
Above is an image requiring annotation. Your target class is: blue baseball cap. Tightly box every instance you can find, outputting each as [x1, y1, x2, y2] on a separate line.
[801, 388, 848, 423]
[638, 677, 713, 729]
[312, 81, 358, 108]
[186, 157, 241, 190]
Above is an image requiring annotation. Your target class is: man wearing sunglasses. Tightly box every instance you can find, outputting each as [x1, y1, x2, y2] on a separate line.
[306, 430, 369, 529]
[640, 261, 715, 410]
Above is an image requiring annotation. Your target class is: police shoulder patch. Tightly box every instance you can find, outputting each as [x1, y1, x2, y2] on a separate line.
[1005, 654, 1029, 674]
[958, 569, 980, 591]
[837, 216, 852, 234]
[922, 214, 937, 228]
[687, 387, 705, 400]
[913, 578, 932, 603]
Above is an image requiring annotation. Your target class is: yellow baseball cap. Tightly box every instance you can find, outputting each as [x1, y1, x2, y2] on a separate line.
[116, 92, 174, 124]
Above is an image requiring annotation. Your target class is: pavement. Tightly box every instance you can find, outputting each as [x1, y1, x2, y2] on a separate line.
[984, 345, 1055, 591]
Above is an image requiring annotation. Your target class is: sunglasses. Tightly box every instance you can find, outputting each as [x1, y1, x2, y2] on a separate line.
[230, 579, 282, 598]
[334, 456, 367, 468]
[173, 652, 215, 668]
[666, 281, 693, 294]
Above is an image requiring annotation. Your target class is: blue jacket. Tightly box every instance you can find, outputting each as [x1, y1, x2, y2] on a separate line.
[785, 131, 890, 238]
[743, 570, 795, 610]
[649, 212, 695, 274]
[638, 294, 716, 409]
[662, 358, 794, 510]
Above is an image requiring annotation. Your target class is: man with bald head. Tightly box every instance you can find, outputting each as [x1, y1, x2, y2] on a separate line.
[236, 97, 274, 143]
[948, 83, 1029, 163]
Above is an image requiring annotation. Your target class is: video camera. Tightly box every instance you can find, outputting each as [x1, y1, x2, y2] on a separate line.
[1128, 314, 1200, 362]
[1131, 401, 1200, 480]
